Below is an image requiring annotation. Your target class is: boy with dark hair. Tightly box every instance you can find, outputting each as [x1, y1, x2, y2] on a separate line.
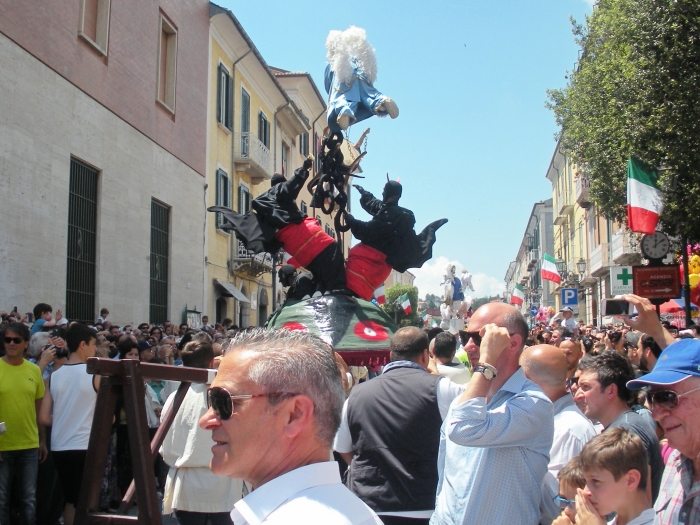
[574, 351, 663, 503]
[431, 332, 471, 384]
[38, 323, 98, 525]
[575, 428, 654, 525]
[30, 303, 62, 335]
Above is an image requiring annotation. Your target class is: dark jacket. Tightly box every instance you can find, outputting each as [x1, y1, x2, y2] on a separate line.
[251, 167, 309, 229]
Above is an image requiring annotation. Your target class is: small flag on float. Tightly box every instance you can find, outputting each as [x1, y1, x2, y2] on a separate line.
[401, 293, 412, 314]
[374, 285, 386, 305]
[511, 284, 525, 306]
[627, 157, 664, 235]
[541, 253, 562, 284]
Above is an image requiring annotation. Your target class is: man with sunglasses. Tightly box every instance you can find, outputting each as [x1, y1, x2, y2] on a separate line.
[626, 338, 700, 525]
[430, 303, 554, 525]
[199, 329, 382, 524]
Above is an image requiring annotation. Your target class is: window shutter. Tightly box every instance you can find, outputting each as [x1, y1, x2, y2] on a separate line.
[241, 89, 250, 132]
[217, 64, 223, 124]
[225, 74, 233, 130]
[258, 112, 264, 144]
[216, 170, 223, 227]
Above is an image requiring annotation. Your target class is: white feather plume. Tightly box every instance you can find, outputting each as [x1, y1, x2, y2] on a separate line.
[326, 26, 378, 86]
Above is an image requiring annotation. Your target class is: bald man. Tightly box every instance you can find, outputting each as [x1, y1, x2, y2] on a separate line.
[559, 338, 583, 385]
[431, 303, 554, 525]
[521, 345, 597, 525]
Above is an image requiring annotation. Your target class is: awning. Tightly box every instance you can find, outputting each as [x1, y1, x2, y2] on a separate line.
[213, 279, 250, 303]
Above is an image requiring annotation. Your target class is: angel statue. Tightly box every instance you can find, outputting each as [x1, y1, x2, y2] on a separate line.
[325, 26, 399, 131]
[440, 264, 465, 333]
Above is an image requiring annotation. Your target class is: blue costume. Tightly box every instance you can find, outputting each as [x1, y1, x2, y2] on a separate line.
[325, 59, 391, 132]
[452, 276, 464, 302]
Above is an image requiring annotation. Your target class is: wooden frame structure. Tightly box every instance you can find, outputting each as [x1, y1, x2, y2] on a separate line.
[75, 358, 212, 525]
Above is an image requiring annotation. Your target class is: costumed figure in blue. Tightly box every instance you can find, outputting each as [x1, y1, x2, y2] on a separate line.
[440, 264, 465, 333]
[325, 26, 399, 131]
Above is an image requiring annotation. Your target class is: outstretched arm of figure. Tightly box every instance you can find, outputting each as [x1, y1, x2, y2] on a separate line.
[345, 211, 394, 242]
[278, 156, 315, 202]
[353, 185, 383, 215]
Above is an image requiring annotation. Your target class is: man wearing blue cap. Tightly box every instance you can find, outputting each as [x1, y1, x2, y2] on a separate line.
[627, 337, 700, 525]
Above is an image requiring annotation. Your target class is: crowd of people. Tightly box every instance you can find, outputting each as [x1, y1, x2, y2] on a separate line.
[1, 293, 699, 525]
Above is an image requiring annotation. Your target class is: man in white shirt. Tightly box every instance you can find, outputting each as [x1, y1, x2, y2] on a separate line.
[199, 329, 382, 525]
[431, 332, 471, 385]
[549, 307, 578, 335]
[520, 345, 597, 525]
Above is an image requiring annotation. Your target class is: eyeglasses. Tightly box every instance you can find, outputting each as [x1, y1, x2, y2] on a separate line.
[462, 331, 482, 346]
[3, 337, 24, 344]
[646, 385, 700, 410]
[554, 496, 576, 509]
[206, 386, 299, 420]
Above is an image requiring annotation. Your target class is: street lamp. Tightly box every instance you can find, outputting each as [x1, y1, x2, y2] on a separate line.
[555, 258, 566, 275]
[576, 258, 587, 276]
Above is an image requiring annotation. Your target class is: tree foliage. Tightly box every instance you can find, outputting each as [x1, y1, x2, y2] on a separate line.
[384, 284, 421, 327]
[547, 0, 700, 240]
[423, 293, 440, 309]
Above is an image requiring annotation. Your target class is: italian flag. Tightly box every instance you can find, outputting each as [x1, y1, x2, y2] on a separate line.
[627, 157, 663, 235]
[374, 285, 385, 305]
[401, 293, 412, 314]
[541, 253, 561, 284]
[422, 311, 429, 325]
[511, 284, 525, 306]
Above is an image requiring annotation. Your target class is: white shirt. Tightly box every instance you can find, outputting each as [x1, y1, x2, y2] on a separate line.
[49, 363, 97, 451]
[160, 384, 243, 514]
[435, 358, 472, 385]
[230, 462, 382, 524]
[608, 508, 655, 525]
[333, 376, 462, 454]
[541, 393, 598, 524]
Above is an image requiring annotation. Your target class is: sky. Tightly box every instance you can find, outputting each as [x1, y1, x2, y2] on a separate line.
[220, 0, 593, 299]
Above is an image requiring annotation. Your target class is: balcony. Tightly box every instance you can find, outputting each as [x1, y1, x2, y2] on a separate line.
[527, 249, 539, 270]
[575, 175, 592, 208]
[519, 271, 530, 285]
[231, 239, 273, 277]
[555, 189, 574, 223]
[234, 132, 273, 183]
[589, 242, 612, 277]
[612, 229, 642, 266]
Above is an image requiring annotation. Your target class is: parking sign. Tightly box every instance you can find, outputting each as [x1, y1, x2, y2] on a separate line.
[561, 288, 578, 306]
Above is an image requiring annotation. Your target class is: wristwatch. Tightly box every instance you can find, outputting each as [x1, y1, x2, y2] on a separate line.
[474, 363, 497, 381]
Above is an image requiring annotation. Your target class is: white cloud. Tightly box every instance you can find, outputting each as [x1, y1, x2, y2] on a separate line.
[411, 256, 506, 300]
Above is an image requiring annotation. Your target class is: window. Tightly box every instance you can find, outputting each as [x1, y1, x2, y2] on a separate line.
[66, 158, 98, 323]
[258, 111, 270, 149]
[281, 143, 289, 176]
[238, 185, 251, 213]
[157, 14, 177, 113]
[300, 201, 307, 216]
[314, 132, 321, 172]
[150, 200, 170, 324]
[217, 63, 233, 130]
[299, 132, 309, 156]
[240, 88, 251, 157]
[215, 169, 231, 228]
[78, 0, 110, 55]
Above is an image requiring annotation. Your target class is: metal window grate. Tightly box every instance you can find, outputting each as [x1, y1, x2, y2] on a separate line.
[150, 200, 170, 324]
[66, 158, 98, 323]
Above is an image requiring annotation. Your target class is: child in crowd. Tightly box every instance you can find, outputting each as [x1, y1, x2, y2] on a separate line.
[96, 307, 109, 325]
[552, 456, 586, 524]
[30, 302, 62, 335]
[575, 427, 654, 525]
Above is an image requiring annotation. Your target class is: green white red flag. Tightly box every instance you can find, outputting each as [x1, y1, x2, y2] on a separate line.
[627, 157, 663, 235]
[374, 285, 385, 305]
[401, 293, 412, 314]
[511, 284, 525, 306]
[541, 253, 561, 284]
[422, 311, 429, 325]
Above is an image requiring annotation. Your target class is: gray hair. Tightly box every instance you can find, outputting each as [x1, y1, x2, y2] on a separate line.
[223, 328, 344, 446]
[29, 332, 51, 358]
[502, 311, 529, 351]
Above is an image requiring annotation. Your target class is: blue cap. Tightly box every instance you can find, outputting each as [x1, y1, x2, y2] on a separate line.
[627, 338, 700, 389]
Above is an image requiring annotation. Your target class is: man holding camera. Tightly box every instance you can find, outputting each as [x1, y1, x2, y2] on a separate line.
[39, 323, 99, 525]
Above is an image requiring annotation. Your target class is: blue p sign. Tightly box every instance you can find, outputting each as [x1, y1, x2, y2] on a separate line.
[561, 288, 578, 306]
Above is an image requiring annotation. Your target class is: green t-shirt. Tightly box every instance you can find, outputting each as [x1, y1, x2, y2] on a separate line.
[0, 358, 45, 451]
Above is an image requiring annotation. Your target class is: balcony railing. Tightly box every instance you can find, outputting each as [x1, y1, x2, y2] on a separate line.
[231, 239, 273, 277]
[527, 249, 539, 270]
[234, 132, 273, 182]
[556, 189, 574, 219]
[612, 229, 642, 265]
[575, 175, 591, 208]
[590, 243, 612, 276]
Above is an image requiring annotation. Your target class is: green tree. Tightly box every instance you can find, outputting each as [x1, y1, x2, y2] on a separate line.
[384, 284, 421, 327]
[423, 293, 440, 309]
[547, 0, 700, 240]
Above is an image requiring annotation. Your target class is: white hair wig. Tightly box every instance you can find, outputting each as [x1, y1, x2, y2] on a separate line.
[326, 26, 378, 86]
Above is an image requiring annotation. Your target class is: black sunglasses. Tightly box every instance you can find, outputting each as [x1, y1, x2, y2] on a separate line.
[462, 331, 482, 346]
[3, 337, 24, 344]
[206, 386, 298, 420]
[646, 386, 700, 410]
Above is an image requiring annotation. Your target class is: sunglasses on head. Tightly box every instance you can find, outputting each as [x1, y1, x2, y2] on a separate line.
[646, 385, 700, 410]
[206, 386, 298, 420]
[3, 336, 23, 344]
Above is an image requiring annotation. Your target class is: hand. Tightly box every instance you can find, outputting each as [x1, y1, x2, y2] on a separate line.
[38, 347, 56, 368]
[55, 309, 63, 321]
[352, 184, 367, 195]
[478, 324, 511, 366]
[302, 155, 314, 171]
[344, 211, 355, 223]
[552, 514, 575, 525]
[622, 294, 674, 349]
[38, 441, 48, 464]
[51, 337, 66, 349]
[574, 489, 605, 525]
[426, 355, 440, 375]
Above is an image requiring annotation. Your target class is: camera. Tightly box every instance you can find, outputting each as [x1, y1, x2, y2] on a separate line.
[55, 347, 70, 359]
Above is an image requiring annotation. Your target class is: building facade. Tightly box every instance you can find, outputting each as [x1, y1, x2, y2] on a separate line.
[0, 0, 210, 325]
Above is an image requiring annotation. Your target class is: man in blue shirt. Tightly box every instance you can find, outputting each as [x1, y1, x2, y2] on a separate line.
[430, 302, 554, 525]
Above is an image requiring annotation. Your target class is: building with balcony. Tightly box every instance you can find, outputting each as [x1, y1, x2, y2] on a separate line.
[504, 199, 555, 323]
[0, 0, 211, 326]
